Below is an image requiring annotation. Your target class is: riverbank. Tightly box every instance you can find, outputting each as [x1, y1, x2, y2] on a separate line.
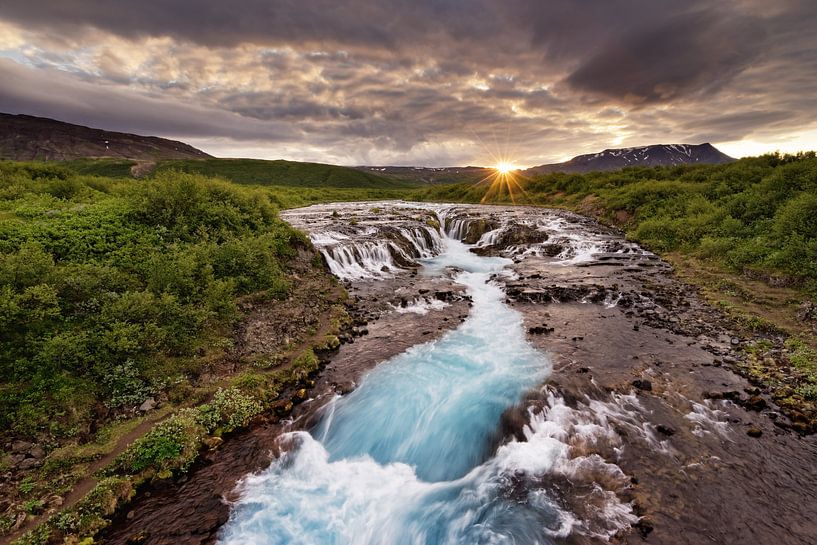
[103, 202, 816, 544]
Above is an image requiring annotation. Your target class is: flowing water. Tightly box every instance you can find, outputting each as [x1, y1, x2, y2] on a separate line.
[219, 206, 636, 544]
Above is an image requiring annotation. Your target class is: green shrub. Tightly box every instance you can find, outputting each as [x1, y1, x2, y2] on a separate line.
[114, 409, 204, 474]
[198, 387, 263, 434]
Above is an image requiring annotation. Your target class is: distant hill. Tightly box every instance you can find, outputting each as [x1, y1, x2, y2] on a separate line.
[525, 143, 734, 175]
[357, 166, 495, 185]
[0, 113, 211, 161]
[154, 158, 408, 189]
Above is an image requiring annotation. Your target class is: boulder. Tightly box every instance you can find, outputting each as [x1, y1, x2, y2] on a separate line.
[139, 398, 157, 412]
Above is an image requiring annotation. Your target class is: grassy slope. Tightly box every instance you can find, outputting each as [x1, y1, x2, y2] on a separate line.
[153, 158, 411, 188]
[412, 153, 817, 425]
[0, 160, 410, 543]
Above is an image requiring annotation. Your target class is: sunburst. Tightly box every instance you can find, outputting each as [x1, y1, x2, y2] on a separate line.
[463, 128, 530, 204]
[470, 156, 529, 204]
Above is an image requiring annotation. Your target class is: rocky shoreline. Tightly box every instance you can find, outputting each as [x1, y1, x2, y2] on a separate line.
[103, 202, 816, 545]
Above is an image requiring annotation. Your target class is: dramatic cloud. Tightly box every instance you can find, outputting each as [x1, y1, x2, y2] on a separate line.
[0, 0, 815, 165]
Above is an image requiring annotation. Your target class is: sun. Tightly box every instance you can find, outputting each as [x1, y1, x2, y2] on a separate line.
[494, 161, 517, 174]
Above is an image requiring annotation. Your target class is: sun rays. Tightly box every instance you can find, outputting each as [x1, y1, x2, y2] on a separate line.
[470, 152, 529, 204]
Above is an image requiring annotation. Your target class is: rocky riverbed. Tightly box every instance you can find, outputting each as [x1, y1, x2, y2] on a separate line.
[103, 202, 817, 545]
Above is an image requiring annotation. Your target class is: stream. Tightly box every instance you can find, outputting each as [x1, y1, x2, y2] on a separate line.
[218, 205, 637, 544]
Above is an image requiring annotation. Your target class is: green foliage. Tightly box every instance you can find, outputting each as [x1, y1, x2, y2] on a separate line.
[0, 163, 307, 438]
[114, 409, 204, 474]
[49, 475, 134, 539]
[197, 387, 263, 434]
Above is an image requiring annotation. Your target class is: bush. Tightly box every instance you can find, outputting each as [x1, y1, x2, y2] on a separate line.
[0, 164, 306, 437]
[197, 387, 263, 434]
[115, 409, 205, 474]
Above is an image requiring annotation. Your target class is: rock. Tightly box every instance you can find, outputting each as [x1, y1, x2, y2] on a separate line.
[744, 395, 767, 412]
[633, 517, 654, 538]
[29, 445, 46, 459]
[705, 390, 741, 401]
[656, 424, 675, 436]
[18, 457, 41, 470]
[11, 440, 32, 453]
[126, 530, 148, 544]
[796, 300, 817, 322]
[139, 398, 157, 412]
[527, 325, 553, 335]
[539, 243, 564, 257]
[747, 427, 763, 438]
[632, 379, 652, 391]
[203, 436, 223, 451]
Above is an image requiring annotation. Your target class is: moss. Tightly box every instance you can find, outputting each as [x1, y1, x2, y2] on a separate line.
[785, 337, 817, 373]
[318, 334, 341, 351]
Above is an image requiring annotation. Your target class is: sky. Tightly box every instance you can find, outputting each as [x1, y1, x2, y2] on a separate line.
[0, 1, 816, 167]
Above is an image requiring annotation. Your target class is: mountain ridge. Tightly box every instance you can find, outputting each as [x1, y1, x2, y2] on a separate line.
[0, 113, 212, 161]
[525, 143, 734, 175]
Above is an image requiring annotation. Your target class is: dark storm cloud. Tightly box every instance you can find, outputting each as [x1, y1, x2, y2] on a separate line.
[0, 59, 294, 141]
[0, 0, 815, 164]
[564, 9, 764, 103]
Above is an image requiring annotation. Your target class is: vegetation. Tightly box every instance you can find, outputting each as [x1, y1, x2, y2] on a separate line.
[154, 158, 410, 188]
[0, 159, 369, 542]
[0, 162, 308, 439]
[414, 153, 817, 293]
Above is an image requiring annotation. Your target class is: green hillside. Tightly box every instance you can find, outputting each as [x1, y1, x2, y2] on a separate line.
[154, 158, 409, 188]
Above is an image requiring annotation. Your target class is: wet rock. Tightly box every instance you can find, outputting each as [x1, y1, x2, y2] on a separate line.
[656, 424, 675, 436]
[705, 390, 741, 401]
[747, 427, 763, 438]
[527, 325, 554, 335]
[744, 396, 768, 412]
[633, 517, 654, 538]
[632, 379, 652, 391]
[539, 243, 564, 257]
[203, 437, 224, 451]
[126, 530, 148, 544]
[492, 224, 548, 248]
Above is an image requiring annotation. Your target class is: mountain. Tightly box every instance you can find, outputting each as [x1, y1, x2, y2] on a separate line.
[0, 113, 212, 161]
[525, 143, 734, 175]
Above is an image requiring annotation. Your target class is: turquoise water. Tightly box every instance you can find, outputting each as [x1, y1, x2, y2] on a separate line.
[219, 238, 565, 545]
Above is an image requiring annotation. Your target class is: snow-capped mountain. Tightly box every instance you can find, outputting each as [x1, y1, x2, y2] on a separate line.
[525, 143, 734, 175]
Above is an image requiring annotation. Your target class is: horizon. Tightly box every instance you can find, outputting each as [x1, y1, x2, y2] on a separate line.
[1, 1, 816, 167]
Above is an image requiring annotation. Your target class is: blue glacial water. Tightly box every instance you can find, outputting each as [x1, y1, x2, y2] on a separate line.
[218, 237, 577, 545]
